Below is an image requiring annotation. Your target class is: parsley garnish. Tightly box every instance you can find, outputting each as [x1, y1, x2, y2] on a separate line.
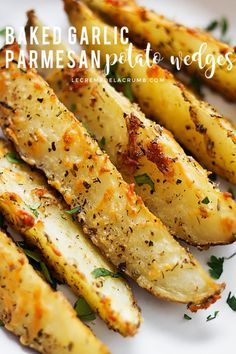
[201, 196, 210, 204]
[183, 314, 192, 320]
[40, 261, 56, 288]
[74, 297, 96, 321]
[25, 204, 41, 218]
[5, 152, 22, 164]
[123, 79, 134, 102]
[99, 136, 106, 149]
[17, 241, 57, 289]
[134, 173, 155, 193]
[221, 17, 228, 36]
[0, 28, 6, 36]
[66, 206, 82, 215]
[189, 73, 204, 98]
[206, 311, 219, 321]
[105, 62, 134, 102]
[0, 320, 4, 327]
[207, 251, 236, 279]
[206, 20, 218, 32]
[70, 103, 77, 113]
[227, 292, 236, 311]
[207, 256, 224, 279]
[205, 17, 230, 42]
[91, 267, 121, 279]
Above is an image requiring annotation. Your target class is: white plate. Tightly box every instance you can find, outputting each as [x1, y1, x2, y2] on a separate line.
[0, 1, 236, 353]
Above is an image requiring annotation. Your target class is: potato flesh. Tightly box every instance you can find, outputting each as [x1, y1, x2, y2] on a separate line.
[64, 0, 236, 184]
[0, 230, 109, 354]
[0, 139, 140, 336]
[0, 45, 224, 307]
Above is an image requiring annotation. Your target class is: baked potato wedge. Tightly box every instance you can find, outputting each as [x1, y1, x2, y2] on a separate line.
[0, 139, 140, 336]
[64, 0, 236, 184]
[0, 43, 224, 309]
[79, 0, 236, 101]
[0, 229, 109, 354]
[25, 11, 236, 246]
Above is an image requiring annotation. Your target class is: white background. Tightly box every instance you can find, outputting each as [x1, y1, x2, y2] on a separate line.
[0, 0, 236, 353]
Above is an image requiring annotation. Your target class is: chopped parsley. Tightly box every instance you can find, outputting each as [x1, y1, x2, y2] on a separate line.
[40, 261, 57, 288]
[105, 61, 134, 102]
[226, 292, 236, 311]
[65, 206, 82, 215]
[5, 152, 22, 164]
[201, 196, 210, 204]
[205, 17, 230, 42]
[0, 320, 4, 327]
[221, 17, 228, 36]
[91, 267, 121, 279]
[99, 136, 106, 149]
[123, 80, 134, 102]
[207, 256, 224, 279]
[205, 20, 219, 32]
[0, 28, 6, 36]
[74, 297, 96, 322]
[70, 103, 77, 113]
[17, 241, 57, 289]
[207, 251, 236, 279]
[189, 73, 204, 98]
[183, 314, 192, 320]
[206, 311, 219, 322]
[134, 173, 155, 193]
[25, 204, 41, 218]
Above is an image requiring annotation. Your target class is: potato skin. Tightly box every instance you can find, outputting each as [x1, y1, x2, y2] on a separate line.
[0, 43, 224, 308]
[64, 0, 236, 184]
[0, 139, 140, 336]
[79, 0, 236, 102]
[25, 12, 236, 247]
[0, 230, 109, 354]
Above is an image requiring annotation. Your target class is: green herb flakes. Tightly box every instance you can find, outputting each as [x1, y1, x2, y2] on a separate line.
[206, 311, 219, 322]
[5, 152, 22, 164]
[26, 204, 41, 218]
[92, 267, 121, 279]
[99, 136, 106, 149]
[134, 173, 155, 193]
[66, 206, 82, 215]
[74, 297, 96, 322]
[227, 292, 236, 311]
[201, 196, 210, 204]
[183, 314, 192, 320]
[207, 256, 224, 279]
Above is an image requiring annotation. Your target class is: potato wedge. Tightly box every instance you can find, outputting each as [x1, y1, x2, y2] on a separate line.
[79, 0, 236, 101]
[0, 43, 224, 309]
[64, 0, 236, 184]
[25, 11, 236, 247]
[0, 139, 140, 336]
[0, 229, 109, 354]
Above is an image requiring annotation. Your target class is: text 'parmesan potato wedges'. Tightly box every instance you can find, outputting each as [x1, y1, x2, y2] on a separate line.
[0, 140, 140, 336]
[0, 44, 225, 309]
[64, 0, 236, 184]
[25, 11, 236, 247]
[0, 229, 109, 354]
[80, 0, 236, 101]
